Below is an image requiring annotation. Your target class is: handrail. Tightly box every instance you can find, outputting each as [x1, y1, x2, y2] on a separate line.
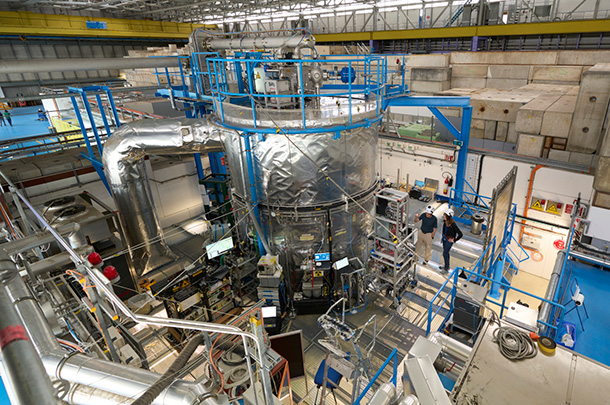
[469, 236, 497, 277]
[450, 188, 491, 211]
[200, 54, 389, 131]
[352, 348, 399, 405]
[425, 264, 565, 335]
[426, 267, 460, 335]
[507, 233, 530, 263]
[461, 267, 565, 333]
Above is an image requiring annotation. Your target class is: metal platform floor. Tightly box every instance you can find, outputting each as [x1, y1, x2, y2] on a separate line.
[284, 292, 426, 405]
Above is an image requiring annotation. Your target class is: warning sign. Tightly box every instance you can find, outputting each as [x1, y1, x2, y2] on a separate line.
[546, 200, 563, 215]
[530, 198, 546, 211]
[565, 204, 574, 214]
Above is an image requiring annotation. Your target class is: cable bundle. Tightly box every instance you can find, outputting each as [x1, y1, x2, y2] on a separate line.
[493, 326, 537, 361]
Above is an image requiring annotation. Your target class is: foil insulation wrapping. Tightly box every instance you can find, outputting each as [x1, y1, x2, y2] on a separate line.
[103, 118, 225, 277]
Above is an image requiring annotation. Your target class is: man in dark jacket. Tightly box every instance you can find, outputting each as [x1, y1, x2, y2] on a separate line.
[414, 205, 437, 265]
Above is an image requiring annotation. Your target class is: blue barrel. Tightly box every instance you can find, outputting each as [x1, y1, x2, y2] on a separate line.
[341, 67, 356, 84]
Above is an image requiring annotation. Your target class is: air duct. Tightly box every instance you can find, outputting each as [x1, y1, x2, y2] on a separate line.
[206, 34, 314, 52]
[102, 118, 225, 277]
[0, 57, 181, 75]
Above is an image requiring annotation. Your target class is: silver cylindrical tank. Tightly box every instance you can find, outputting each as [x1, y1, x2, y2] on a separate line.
[219, 95, 380, 277]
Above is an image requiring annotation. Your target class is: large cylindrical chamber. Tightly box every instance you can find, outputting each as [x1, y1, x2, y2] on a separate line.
[218, 97, 380, 273]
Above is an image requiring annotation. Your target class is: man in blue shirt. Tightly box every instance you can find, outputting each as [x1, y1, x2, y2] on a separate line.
[414, 205, 437, 265]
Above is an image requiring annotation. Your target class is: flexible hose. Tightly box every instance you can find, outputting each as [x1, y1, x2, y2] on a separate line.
[131, 333, 204, 405]
[493, 326, 537, 361]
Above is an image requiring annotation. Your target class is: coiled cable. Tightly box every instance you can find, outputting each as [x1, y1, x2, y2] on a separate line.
[493, 326, 537, 361]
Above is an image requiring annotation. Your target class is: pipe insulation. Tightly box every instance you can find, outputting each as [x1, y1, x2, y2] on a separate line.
[0, 278, 59, 405]
[206, 34, 313, 51]
[102, 118, 225, 277]
[0, 173, 276, 404]
[538, 249, 566, 335]
[0, 57, 181, 75]
[3, 265, 220, 405]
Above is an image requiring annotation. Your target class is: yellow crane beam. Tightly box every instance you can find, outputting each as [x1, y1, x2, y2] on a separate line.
[0, 11, 216, 39]
[315, 19, 610, 43]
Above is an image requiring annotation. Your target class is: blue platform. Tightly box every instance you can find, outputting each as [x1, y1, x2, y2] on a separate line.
[561, 260, 610, 366]
[0, 106, 53, 139]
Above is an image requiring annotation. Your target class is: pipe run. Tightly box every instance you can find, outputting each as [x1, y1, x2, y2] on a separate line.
[0, 279, 59, 405]
[4, 261, 221, 405]
[102, 118, 225, 277]
[427, 332, 472, 361]
[206, 34, 314, 52]
[538, 249, 566, 335]
[0, 57, 181, 75]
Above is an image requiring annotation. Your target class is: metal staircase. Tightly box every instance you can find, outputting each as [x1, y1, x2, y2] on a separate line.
[445, 0, 473, 27]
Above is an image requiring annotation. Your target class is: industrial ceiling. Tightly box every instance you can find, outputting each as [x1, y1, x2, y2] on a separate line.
[3, 0, 424, 23]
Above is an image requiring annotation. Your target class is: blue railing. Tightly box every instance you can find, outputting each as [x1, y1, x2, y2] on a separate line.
[426, 267, 460, 335]
[469, 236, 497, 283]
[426, 265, 565, 336]
[152, 55, 193, 98]
[200, 54, 388, 131]
[353, 348, 399, 405]
[504, 233, 530, 266]
[449, 187, 491, 225]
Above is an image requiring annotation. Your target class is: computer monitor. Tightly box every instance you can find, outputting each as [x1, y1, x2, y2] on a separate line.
[261, 306, 277, 319]
[205, 237, 234, 259]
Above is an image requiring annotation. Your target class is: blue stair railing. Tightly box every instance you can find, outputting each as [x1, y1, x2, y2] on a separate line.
[353, 348, 399, 405]
[427, 266, 565, 337]
[445, 0, 474, 27]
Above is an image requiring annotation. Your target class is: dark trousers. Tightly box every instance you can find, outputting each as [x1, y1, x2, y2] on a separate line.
[442, 238, 453, 270]
[6, 118, 12, 126]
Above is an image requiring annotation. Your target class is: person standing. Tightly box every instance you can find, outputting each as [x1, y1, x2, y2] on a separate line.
[0, 113, 5, 126]
[3, 111, 12, 127]
[414, 205, 437, 265]
[441, 208, 463, 272]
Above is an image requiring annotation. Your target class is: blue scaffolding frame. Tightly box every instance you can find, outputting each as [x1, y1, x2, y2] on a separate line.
[69, 51, 474, 257]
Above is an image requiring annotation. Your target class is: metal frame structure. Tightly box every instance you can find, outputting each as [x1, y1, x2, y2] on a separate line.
[5, 0, 609, 30]
[370, 187, 415, 306]
[384, 96, 473, 194]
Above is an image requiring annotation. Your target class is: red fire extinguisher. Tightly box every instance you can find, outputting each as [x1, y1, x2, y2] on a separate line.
[443, 173, 453, 195]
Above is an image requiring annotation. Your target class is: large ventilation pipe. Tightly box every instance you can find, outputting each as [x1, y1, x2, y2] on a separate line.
[102, 118, 225, 277]
[205, 34, 314, 51]
[0, 270, 59, 404]
[0, 57, 181, 75]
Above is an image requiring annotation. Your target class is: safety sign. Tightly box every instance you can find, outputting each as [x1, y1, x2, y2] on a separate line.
[530, 198, 545, 211]
[546, 200, 563, 215]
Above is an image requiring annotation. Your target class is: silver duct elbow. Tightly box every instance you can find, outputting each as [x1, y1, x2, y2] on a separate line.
[43, 353, 217, 405]
[102, 118, 224, 277]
